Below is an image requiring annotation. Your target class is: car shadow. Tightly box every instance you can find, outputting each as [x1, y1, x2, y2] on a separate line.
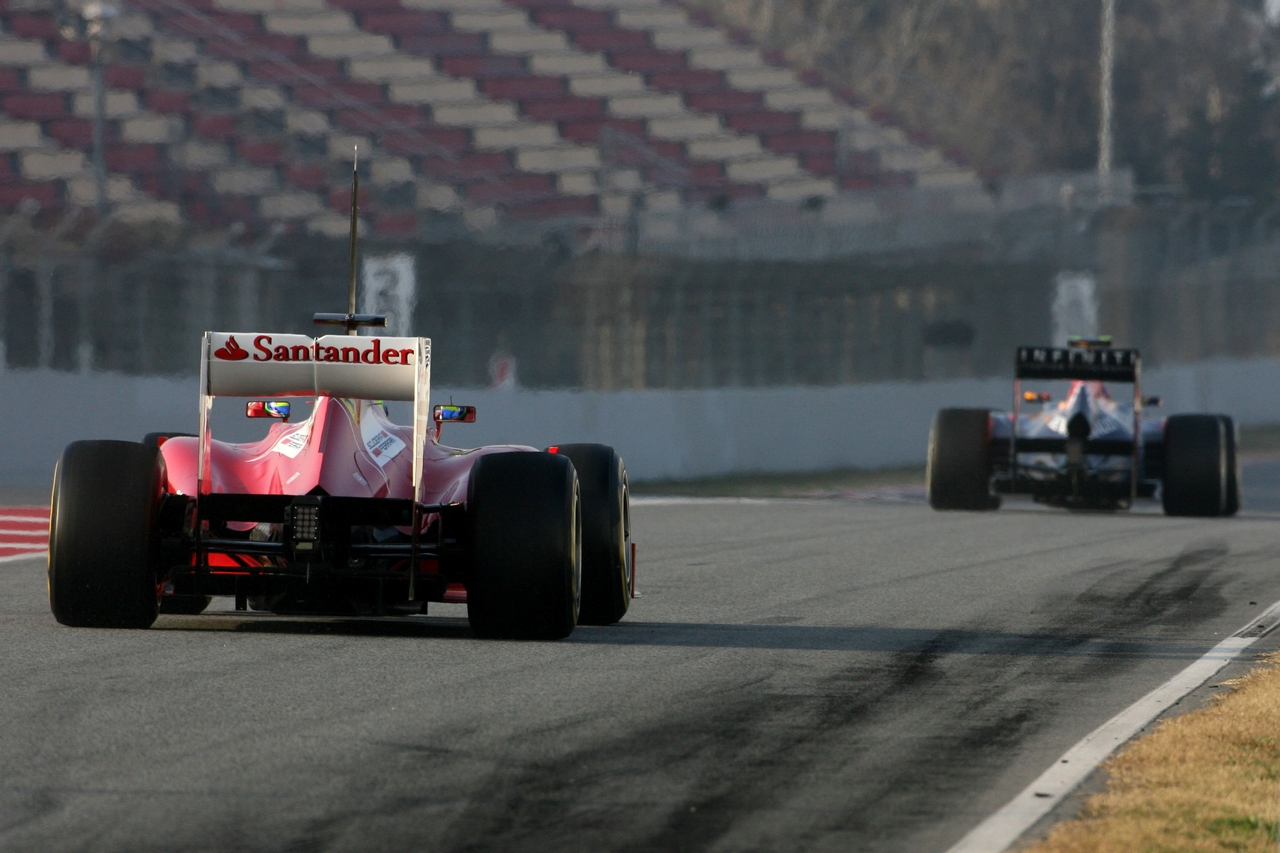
[155, 613, 1208, 659]
[153, 612, 475, 639]
[567, 621, 1210, 659]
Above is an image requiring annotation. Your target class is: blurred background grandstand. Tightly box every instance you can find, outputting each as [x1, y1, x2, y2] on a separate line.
[2, 0, 1280, 389]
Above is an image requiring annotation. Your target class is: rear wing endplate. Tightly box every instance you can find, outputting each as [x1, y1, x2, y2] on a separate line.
[196, 331, 432, 499]
[1015, 346, 1139, 382]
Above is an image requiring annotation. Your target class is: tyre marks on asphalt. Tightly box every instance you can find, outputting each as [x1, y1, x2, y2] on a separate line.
[420, 542, 1244, 853]
[0, 506, 47, 562]
[948, 597, 1280, 853]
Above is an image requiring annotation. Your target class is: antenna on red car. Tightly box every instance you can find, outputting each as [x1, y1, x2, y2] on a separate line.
[313, 146, 388, 335]
[347, 147, 359, 324]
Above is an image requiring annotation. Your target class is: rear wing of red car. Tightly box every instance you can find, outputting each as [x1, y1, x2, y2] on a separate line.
[197, 331, 432, 497]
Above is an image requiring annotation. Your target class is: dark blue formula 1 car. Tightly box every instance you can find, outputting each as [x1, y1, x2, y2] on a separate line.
[928, 339, 1239, 516]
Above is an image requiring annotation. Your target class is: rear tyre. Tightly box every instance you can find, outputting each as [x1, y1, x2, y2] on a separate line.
[553, 444, 631, 626]
[927, 408, 1000, 511]
[1162, 415, 1229, 517]
[467, 452, 581, 640]
[48, 440, 165, 628]
[1221, 415, 1240, 516]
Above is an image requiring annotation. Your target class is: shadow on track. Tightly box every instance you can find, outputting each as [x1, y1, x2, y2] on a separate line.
[569, 621, 1206, 660]
[152, 613, 475, 639]
[153, 612, 1205, 661]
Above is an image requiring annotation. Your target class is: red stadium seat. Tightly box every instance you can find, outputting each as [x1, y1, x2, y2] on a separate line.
[522, 96, 603, 122]
[685, 90, 761, 113]
[799, 153, 835, 175]
[105, 66, 147, 90]
[647, 69, 724, 94]
[465, 172, 554, 204]
[147, 90, 190, 114]
[382, 127, 469, 156]
[236, 139, 284, 166]
[559, 117, 644, 144]
[192, 114, 237, 139]
[608, 49, 686, 74]
[398, 32, 486, 56]
[373, 211, 418, 234]
[8, 13, 58, 40]
[726, 111, 800, 133]
[45, 118, 92, 149]
[105, 144, 163, 174]
[480, 76, 565, 100]
[506, 0, 574, 9]
[327, 0, 403, 11]
[763, 131, 836, 154]
[247, 59, 345, 83]
[292, 82, 386, 109]
[207, 34, 302, 61]
[571, 28, 648, 51]
[3, 93, 67, 120]
[439, 55, 527, 78]
[326, 185, 373, 213]
[358, 11, 445, 35]
[423, 151, 512, 178]
[685, 161, 725, 184]
[335, 105, 427, 131]
[532, 8, 610, 30]
[0, 67, 21, 93]
[56, 42, 90, 64]
[0, 181, 60, 210]
[206, 13, 264, 36]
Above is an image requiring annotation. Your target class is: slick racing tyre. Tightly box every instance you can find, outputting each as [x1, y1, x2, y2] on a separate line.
[48, 441, 165, 628]
[1162, 415, 1229, 517]
[552, 444, 631, 626]
[467, 451, 581, 640]
[1221, 415, 1241, 516]
[927, 408, 1000, 511]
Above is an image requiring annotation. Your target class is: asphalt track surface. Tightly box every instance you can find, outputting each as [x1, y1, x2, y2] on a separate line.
[5, 467, 1280, 853]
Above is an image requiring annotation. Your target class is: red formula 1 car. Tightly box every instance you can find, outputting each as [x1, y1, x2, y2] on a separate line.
[50, 162, 633, 639]
[48, 326, 634, 638]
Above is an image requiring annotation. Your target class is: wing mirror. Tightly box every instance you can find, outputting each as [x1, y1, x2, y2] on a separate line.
[1143, 396, 1162, 407]
[1023, 391, 1051, 403]
[433, 405, 476, 424]
[246, 401, 291, 422]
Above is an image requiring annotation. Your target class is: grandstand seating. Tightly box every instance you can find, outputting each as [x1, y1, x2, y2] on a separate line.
[0, 0, 978, 232]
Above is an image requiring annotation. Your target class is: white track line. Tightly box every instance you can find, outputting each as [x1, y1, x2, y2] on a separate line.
[0, 530, 48, 537]
[0, 551, 45, 564]
[946, 598, 1280, 853]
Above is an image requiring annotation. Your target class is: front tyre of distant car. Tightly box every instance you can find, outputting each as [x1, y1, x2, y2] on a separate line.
[1162, 415, 1230, 517]
[927, 408, 1000, 511]
[552, 444, 631, 626]
[48, 441, 165, 628]
[466, 452, 581, 640]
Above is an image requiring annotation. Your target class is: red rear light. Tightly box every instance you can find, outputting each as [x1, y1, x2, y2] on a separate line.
[547, 446, 559, 454]
[155, 436, 168, 447]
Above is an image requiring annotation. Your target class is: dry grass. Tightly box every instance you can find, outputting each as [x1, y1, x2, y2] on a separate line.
[1021, 652, 1280, 853]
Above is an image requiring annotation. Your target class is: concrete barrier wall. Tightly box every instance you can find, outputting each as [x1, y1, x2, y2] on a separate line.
[3, 357, 1278, 485]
